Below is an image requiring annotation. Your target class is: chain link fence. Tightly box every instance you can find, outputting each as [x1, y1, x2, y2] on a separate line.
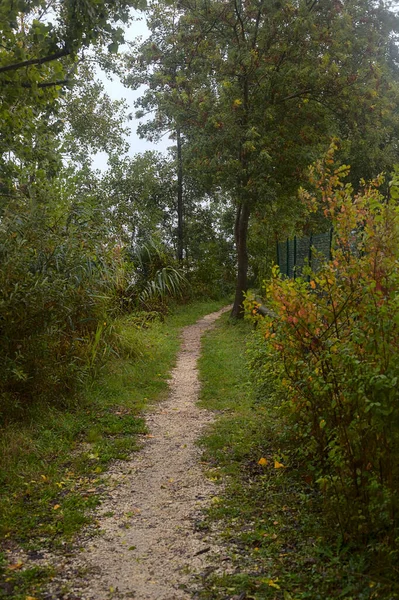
[277, 229, 333, 278]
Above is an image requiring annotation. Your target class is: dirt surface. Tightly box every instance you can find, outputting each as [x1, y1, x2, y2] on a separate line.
[45, 306, 231, 599]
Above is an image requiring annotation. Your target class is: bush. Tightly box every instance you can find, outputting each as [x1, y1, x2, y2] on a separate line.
[0, 197, 114, 414]
[247, 150, 399, 549]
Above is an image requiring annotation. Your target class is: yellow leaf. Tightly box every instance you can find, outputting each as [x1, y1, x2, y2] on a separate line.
[26, 596, 38, 600]
[266, 578, 281, 589]
[233, 98, 242, 106]
[274, 460, 285, 469]
[258, 457, 268, 466]
[7, 562, 23, 570]
[53, 504, 61, 510]
[310, 280, 316, 289]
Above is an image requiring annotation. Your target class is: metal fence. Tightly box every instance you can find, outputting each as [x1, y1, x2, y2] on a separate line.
[277, 229, 333, 278]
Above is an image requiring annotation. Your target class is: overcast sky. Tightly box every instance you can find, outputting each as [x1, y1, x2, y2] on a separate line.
[92, 12, 170, 170]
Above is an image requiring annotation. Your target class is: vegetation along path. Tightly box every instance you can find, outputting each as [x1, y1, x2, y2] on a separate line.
[45, 306, 231, 599]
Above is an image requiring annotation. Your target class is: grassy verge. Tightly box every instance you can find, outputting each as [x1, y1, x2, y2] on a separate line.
[0, 299, 227, 600]
[197, 314, 399, 600]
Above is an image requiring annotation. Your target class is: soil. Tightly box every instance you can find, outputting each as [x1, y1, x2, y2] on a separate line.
[42, 306, 232, 599]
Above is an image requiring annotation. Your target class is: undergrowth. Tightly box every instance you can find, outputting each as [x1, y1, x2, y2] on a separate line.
[0, 299, 227, 600]
[197, 313, 399, 600]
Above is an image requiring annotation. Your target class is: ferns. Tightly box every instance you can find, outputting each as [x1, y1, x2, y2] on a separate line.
[139, 266, 188, 303]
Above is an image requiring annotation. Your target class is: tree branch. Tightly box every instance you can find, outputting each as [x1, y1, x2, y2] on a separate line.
[0, 48, 71, 75]
[278, 88, 313, 102]
[2, 79, 70, 88]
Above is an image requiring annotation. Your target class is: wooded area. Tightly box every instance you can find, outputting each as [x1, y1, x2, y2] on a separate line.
[1, 0, 399, 597]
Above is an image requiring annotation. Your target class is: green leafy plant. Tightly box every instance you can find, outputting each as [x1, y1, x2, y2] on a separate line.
[248, 147, 399, 550]
[129, 241, 188, 310]
[0, 194, 114, 413]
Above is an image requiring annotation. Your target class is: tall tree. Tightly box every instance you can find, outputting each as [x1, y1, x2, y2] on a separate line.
[124, 3, 204, 262]
[137, 0, 399, 316]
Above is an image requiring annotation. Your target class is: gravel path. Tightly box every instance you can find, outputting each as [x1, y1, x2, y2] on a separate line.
[49, 306, 231, 599]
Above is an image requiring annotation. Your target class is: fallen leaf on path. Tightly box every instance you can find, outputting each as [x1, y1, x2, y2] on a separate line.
[7, 562, 23, 570]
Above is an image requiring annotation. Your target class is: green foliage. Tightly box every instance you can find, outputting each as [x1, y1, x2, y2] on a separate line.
[0, 0, 136, 190]
[248, 150, 399, 551]
[131, 0, 399, 315]
[128, 240, 188, 309]
[199, 313, 399, 600]
[139, 265, 188, 304]
[0, 193, 114, 412]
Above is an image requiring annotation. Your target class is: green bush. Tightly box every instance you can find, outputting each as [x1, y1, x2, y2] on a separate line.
[247, 150, 399, 549]
[0, 197, 113, 413]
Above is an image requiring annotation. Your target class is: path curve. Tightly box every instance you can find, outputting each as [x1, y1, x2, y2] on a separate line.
[52, 306, 231, 599]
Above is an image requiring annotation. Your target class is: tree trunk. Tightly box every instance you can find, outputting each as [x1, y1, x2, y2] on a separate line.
[231, 201, 250, 318]
[176, 126, 184, 262]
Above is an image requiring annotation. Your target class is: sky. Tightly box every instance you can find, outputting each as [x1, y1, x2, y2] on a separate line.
[92, 12, 171, 170]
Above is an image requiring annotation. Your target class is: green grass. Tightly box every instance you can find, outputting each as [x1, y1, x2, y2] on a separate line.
[197, 314, 399, 600]
[0, 299, 228, 600]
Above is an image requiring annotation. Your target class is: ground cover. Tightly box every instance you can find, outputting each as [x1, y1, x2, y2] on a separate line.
[198, 314, 399, 600]
[0, 299, 227, 599]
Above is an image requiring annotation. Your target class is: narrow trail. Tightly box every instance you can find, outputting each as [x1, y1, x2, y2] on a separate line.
[49, 306, 231, 599]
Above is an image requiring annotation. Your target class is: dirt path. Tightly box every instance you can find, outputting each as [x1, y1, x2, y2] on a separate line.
[49, 306, 231, 599]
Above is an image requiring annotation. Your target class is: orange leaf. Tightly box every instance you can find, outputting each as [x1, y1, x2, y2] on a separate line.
[258, 457, 268, 466]
[7, 562, 23, 570]
[274, 460, 285, 469]
[53, 504, 61, 510]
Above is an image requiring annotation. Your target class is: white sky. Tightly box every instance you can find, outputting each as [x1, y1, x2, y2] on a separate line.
[92, 12, 170, 170]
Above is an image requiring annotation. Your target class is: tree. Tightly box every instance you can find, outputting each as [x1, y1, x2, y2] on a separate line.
[0, 0, 140, 200]
[124, 3, 204, 262]
[0, 2, 142, 407]
[137, 0, 399, 316]
[100, 151, 178, 247]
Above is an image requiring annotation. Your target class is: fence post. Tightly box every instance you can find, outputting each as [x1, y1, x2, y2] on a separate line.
[276, 238, 280, 269]
[286, 238, 289, 277]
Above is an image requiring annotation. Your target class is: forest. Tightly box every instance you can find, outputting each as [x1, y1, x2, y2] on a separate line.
[1, 0, 399, 598]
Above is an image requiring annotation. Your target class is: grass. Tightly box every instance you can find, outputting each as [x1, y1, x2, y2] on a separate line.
[197, 313, 399, 600]
[0, 298, 228, 600]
